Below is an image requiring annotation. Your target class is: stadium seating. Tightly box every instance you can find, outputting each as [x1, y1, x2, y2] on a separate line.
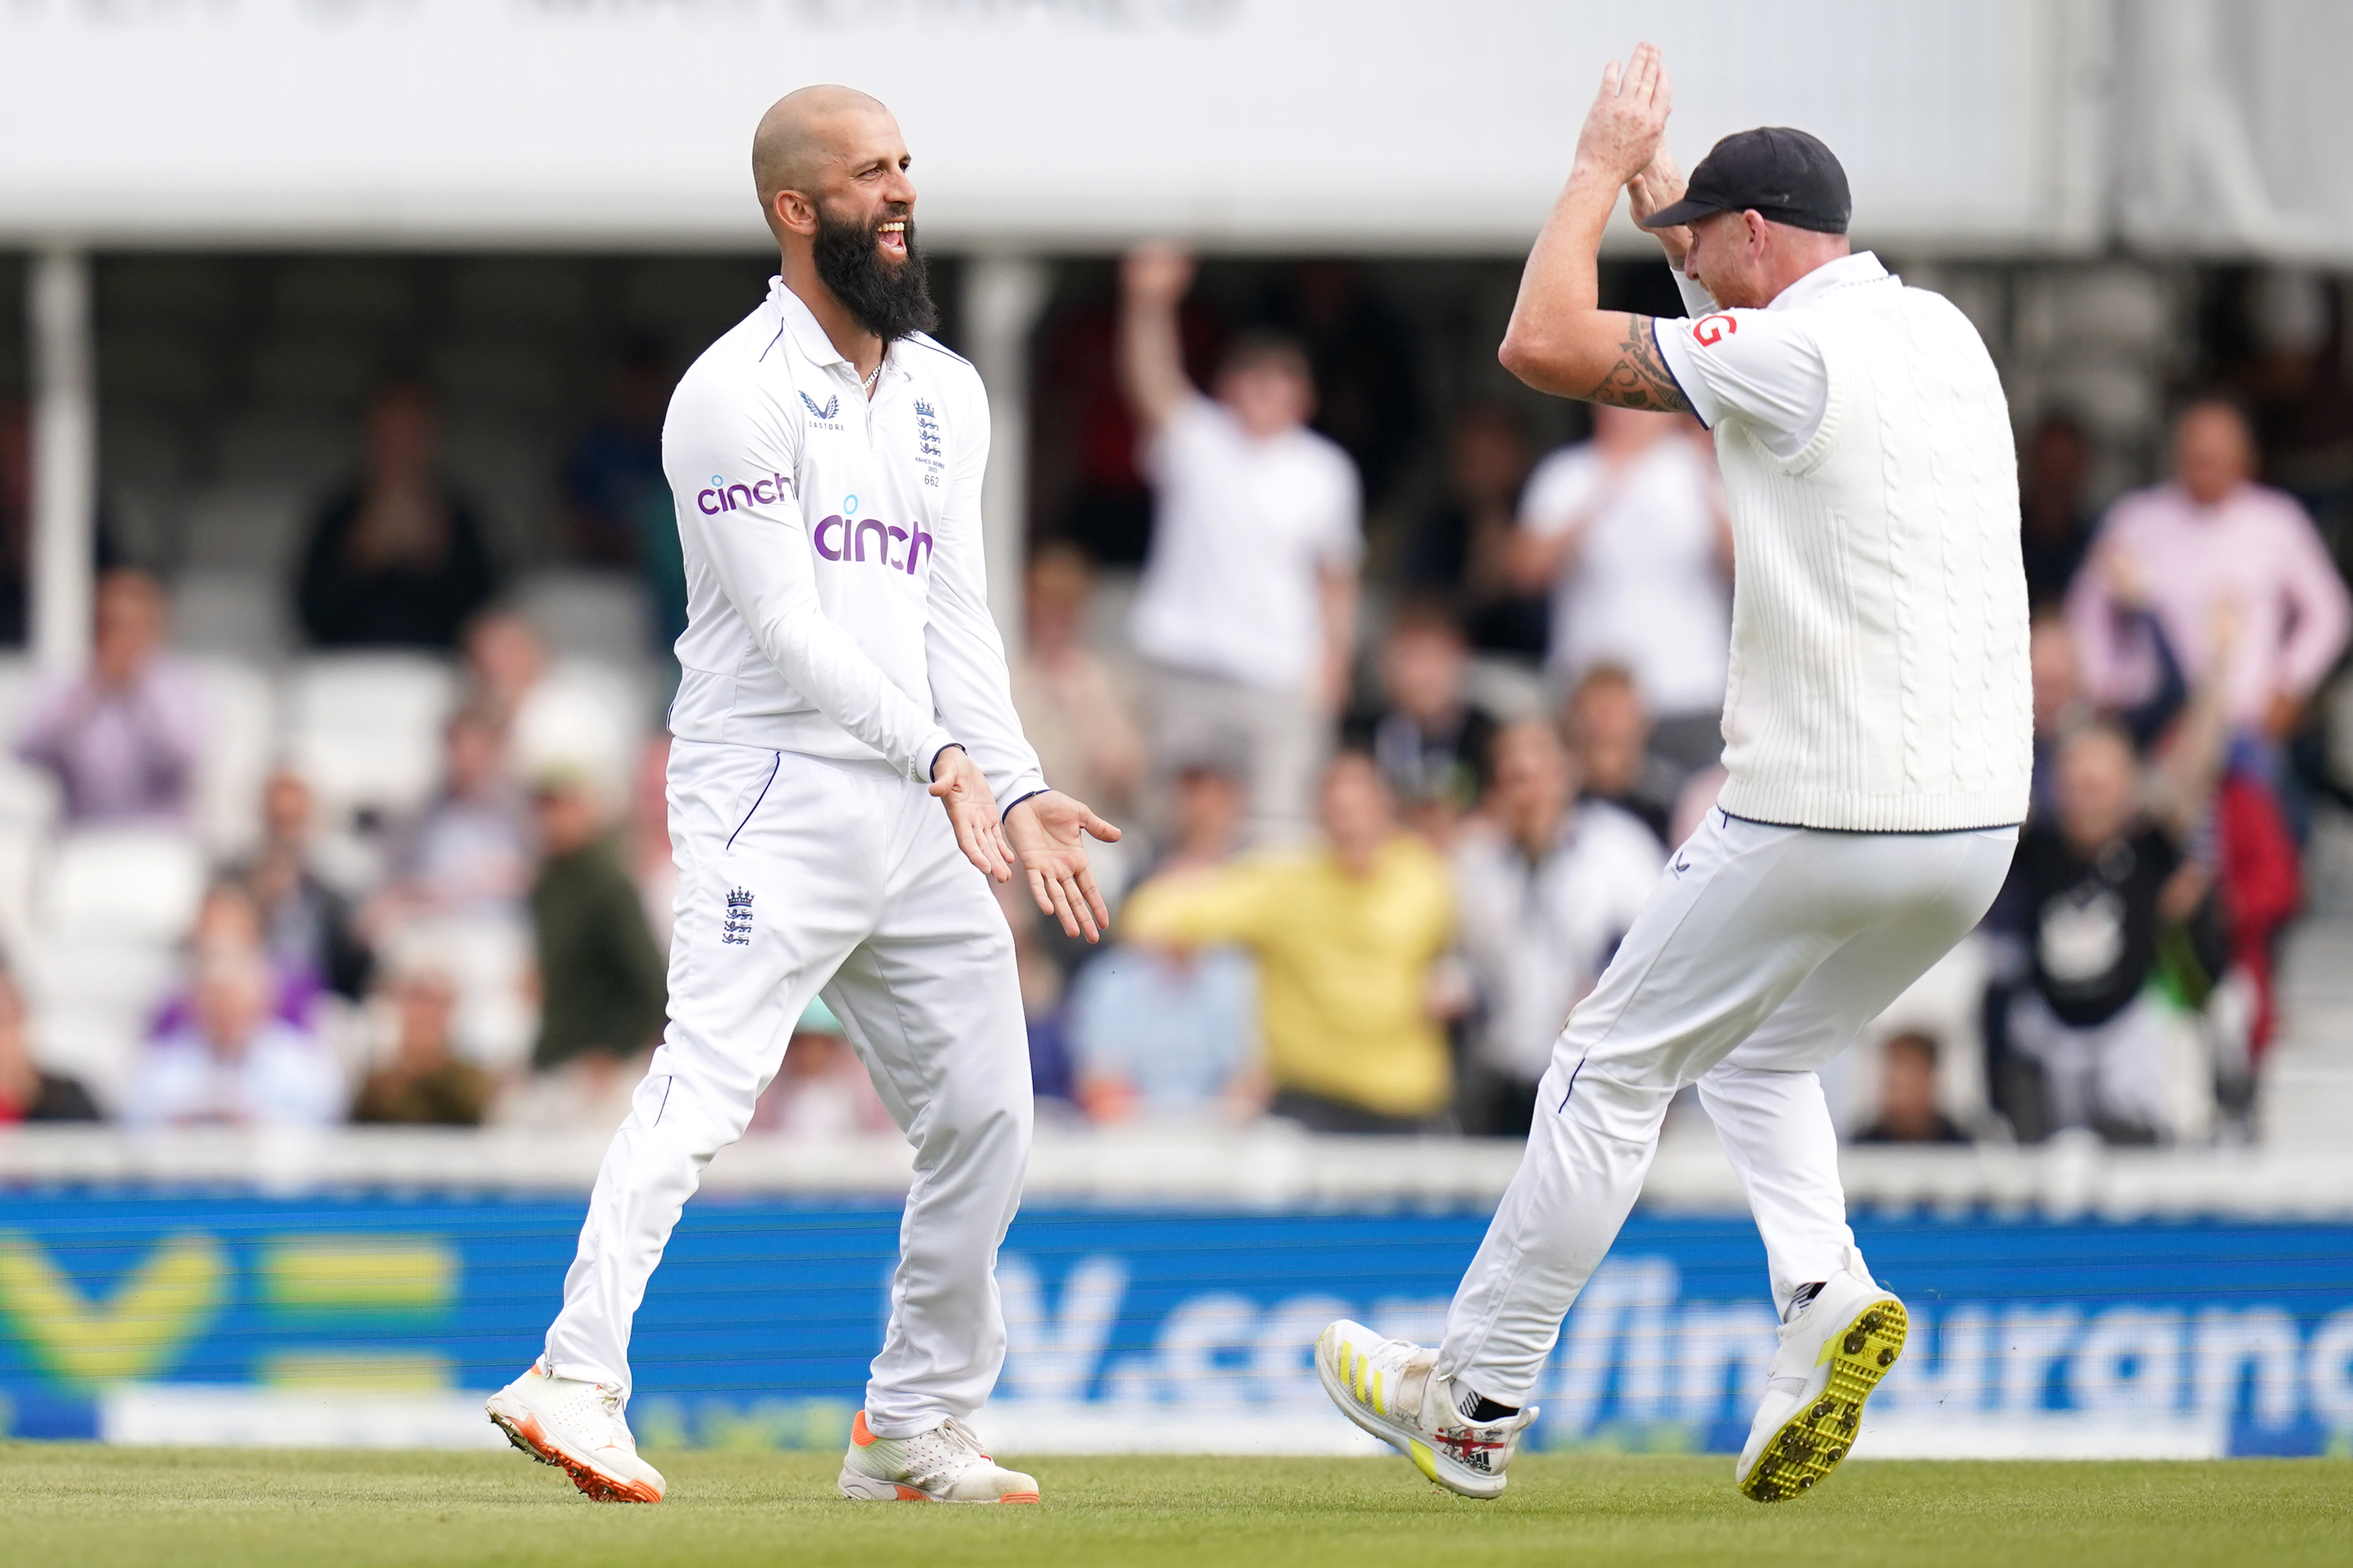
[25, 825, 208, 1109]
[185, 655, 277, 862]
[278, 652, 461, 832]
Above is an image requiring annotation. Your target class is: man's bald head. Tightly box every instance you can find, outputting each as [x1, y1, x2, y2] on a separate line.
[753, 84, 893, 234]
[752, 85, 932, 343]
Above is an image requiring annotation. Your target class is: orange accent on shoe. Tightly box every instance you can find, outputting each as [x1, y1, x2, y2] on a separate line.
[490, 1411, 662, 1504]
[569, 1467, 663, 1506]
[895, 1485, 927, 1501]
[998, 1491, 1041, 1505]
[852, 1410, 877, 1448]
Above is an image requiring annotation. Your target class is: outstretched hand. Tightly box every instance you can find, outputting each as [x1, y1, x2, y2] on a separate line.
[1005, 791, 1123, 943]
[1574, 41, 1673, 188]
[930, 747, 1013, 883]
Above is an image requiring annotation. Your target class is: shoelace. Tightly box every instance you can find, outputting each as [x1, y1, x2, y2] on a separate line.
[898, 1419, 991, 1484]
[594, 1385, 634, 1450]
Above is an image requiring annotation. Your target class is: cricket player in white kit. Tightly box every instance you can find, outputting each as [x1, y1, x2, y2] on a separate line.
[1318, 46, 2030, 1503]
[487, 86, 1118, 1507]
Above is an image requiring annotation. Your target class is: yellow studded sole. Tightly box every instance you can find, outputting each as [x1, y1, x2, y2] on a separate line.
[1407, 1439, 1441, 1486]
[1740, 1297, 1907, 1504]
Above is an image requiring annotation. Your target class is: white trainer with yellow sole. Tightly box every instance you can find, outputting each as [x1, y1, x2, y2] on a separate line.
[1736, 1249, 1909, 1503]
[1314, 1319, 1538, 1500]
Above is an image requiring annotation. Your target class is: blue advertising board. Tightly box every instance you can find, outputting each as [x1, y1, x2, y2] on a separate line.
[1, 1192, 2350, 1456]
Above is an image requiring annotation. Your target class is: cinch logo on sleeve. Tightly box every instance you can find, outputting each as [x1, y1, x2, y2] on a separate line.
[811, 492, 934, 576]
[1694, 314, 1738, 346]
[696, 473, 793, 514]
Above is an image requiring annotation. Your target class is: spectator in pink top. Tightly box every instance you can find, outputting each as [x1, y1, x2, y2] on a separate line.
[2068, 397, 2350, 742]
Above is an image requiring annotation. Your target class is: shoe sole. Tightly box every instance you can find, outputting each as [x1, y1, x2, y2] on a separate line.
[837, 1467, 1039, 1505]
[1313, 1329, 1505, 1501]
[1739, 1297, 1908, 1504]
[486, 1402, 664, 1505]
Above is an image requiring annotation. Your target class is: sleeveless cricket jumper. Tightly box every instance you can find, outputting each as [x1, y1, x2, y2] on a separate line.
[541, 280, 1046, 1438]
[1436, 255, 2032, 1406]
[1710, 277, 2031, 832]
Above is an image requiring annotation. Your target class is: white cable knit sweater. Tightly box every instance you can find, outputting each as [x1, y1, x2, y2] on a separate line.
[1712, 281, 2031, 832]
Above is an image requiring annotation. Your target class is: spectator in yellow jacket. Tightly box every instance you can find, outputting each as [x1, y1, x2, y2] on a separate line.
[1121, 752, 1457, 1132]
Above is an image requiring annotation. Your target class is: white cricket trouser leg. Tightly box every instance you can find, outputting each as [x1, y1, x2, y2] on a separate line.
[542, 742, 1031, 1437]
[1437, 809, 2017, 1407]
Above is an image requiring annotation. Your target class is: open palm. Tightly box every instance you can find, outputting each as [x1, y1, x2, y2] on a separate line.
[1005, 791, 1122, 943]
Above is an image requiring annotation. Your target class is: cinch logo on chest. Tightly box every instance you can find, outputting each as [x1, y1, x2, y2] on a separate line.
[814, 512, 934, 575]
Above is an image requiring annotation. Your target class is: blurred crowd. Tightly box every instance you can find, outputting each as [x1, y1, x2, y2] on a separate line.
[1, 254, 2347, 1152]
[0, 575, 678, 1134]
[1003, 258, 2350, 1149]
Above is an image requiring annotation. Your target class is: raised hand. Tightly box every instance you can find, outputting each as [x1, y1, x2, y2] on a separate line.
[1627, 143, 1694, 266]
[1121, 242, 1196, 307]
[1004, 790, 1123, 943]
[1573, 41, 1673, 188]
[1120, 242, 1198, 432]
[929, 746, 1014, 883]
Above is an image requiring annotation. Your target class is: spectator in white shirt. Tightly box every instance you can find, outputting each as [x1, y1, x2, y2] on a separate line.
[1120, 243, 1364, 845]
[126, 951, 341, 1129]
[1451, 719, 1663, 1135]
[16, 567, 202, 825]
[1513, 405, 1731, 774]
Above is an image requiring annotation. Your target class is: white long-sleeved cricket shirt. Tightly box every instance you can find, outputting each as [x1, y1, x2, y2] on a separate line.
[663, 279, 1047, 811]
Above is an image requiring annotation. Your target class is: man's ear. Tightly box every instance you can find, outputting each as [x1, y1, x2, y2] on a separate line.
[773, 189, 818, 239]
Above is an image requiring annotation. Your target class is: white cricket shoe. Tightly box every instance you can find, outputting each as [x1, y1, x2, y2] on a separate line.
[485, 1357, 666, 1505]
[1736, 1248, 1908, 1503]
[1314, 1319, 1537, 1499]
[837, 1411, 1040, 1505]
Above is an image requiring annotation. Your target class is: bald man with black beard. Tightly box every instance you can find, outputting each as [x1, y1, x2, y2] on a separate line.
[484, 85, 1117, 1509]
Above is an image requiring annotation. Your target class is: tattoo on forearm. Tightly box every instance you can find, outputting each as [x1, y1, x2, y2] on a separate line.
[1585, 314, 1690, 413]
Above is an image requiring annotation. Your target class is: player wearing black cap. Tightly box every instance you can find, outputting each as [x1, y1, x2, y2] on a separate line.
[1316, 43, 2029, 1504]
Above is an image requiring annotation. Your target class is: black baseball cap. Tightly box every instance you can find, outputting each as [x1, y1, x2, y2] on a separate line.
[1639, 127, 1851, 234]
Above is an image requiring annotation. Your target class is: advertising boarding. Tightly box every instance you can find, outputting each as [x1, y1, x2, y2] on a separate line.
[1, 1195, 2349, 1459]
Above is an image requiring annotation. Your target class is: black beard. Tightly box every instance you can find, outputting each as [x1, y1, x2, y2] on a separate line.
[812, 202, 937, 343]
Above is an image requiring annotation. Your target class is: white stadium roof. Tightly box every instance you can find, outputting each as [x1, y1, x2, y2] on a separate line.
[3, 0, 2339, 260]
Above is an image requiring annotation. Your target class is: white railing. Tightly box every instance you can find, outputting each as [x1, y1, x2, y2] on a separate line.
[5, 1122, 2353, 1218]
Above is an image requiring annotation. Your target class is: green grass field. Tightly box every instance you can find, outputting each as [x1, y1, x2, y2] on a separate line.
[1, 1447, 2345, 1568]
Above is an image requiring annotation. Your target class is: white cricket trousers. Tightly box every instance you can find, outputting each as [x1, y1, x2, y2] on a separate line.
[1438, 808, 2017, 1408]
[543, 740, 1033, 1437]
